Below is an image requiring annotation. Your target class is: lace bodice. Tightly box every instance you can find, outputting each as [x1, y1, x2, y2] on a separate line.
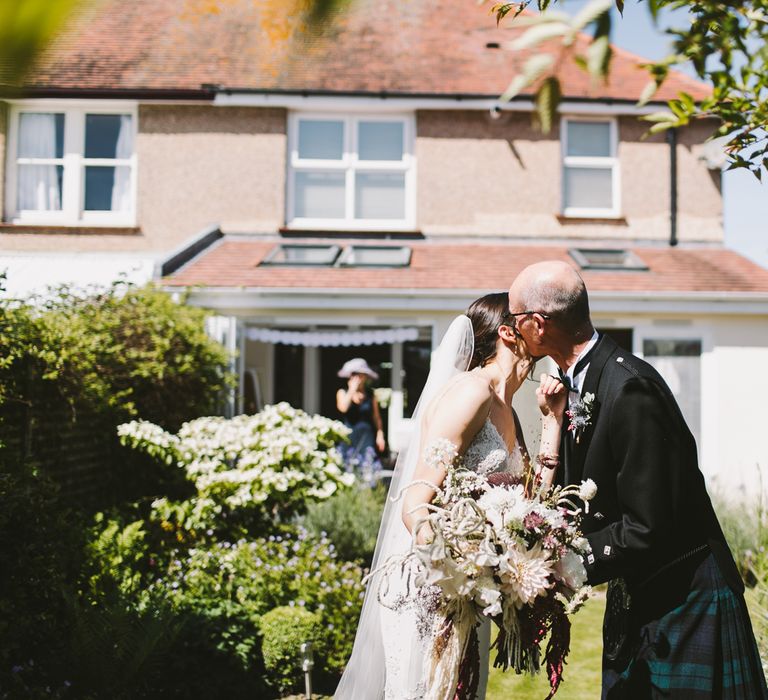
[463, 418, 525, 477]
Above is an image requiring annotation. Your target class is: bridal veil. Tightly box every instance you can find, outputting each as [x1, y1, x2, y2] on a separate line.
[334, 315, 474, 699]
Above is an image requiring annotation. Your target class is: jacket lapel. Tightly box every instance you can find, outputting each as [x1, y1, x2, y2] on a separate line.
[569, 334, 617, 482]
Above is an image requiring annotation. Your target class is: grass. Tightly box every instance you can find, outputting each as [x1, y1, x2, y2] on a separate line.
[487, 591, 606, 700]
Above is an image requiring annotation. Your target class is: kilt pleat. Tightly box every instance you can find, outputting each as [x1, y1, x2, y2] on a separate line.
[603, 553, 768, 699]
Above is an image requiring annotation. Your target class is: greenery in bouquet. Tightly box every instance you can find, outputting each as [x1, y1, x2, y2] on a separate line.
[118, 403, 354, 538]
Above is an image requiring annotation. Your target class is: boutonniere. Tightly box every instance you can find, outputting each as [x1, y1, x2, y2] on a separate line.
[566, 392, 595, 444]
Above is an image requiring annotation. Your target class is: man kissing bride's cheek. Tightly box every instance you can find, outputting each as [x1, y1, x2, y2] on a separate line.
[335, 263, 767, 700]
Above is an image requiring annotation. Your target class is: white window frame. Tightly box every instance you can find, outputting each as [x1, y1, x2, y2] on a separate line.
[286, 112, 416, 231]
[560, 116, 621, 219]
[5, 100, 138, 227]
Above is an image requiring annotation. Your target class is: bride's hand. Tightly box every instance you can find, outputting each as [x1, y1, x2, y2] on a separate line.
[537, 373, 567, 422]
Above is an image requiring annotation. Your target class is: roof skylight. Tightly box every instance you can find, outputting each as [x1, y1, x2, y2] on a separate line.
[569, 248, 648, 271]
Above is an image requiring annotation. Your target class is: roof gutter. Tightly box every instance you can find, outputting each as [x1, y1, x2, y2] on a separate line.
[166, 285, 768, 316]
[213, 88, 665, 116]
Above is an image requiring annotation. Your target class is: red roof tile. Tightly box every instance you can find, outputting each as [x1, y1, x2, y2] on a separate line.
[164, 238, 768, 294]
[23, 0, 708, 102]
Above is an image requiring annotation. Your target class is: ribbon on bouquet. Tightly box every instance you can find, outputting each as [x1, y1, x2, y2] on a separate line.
[425, 599, 479, 700]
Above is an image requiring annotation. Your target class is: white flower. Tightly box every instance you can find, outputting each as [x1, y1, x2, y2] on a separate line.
[474, 576, 503, 616]
[477, 484, 529, 530]
[579, 479, 597, 502]
[553, 550, 587, 590]
[573, 537, 591, 554]
[498, 544, 553, 608]
[424, 438, 459, 471]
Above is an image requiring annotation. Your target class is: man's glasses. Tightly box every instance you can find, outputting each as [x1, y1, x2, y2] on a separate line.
[506, 310, 552, 323]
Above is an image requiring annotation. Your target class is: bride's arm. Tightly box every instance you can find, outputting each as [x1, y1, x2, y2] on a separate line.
[536, 373, 567, 490]
[402, 377, 492, 543]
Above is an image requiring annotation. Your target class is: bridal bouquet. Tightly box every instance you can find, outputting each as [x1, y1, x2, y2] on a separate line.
[379, 439, 595, 699]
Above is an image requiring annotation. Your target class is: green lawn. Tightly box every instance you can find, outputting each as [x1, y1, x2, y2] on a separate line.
[487, 592, 606, 700]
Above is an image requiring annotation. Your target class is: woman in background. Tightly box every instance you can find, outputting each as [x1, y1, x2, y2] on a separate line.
[336, 358, 386, 473]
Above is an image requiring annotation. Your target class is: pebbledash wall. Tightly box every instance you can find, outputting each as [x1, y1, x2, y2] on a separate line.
[416, 112, 721, 241]
[0, 102, 723, 253]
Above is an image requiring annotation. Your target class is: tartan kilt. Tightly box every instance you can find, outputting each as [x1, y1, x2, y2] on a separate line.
[602, 551, 768, 699]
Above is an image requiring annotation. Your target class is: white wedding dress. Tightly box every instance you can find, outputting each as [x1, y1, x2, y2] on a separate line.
[334, 315, 519, 700]
[380, 418, 526, 700]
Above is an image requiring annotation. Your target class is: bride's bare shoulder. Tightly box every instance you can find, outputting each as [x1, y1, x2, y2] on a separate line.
[425, 371, 493, 423]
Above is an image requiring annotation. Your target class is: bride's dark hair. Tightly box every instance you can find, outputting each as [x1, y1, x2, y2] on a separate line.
[466, 292, 512, 370]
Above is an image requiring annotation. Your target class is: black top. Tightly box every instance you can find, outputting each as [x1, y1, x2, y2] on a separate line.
[343, 392, 374, 428]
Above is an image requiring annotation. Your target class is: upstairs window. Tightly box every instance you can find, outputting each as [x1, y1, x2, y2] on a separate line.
[561, 118, 620, 218]
[287, 114, 415, 231]
[6, 103, 136, 226]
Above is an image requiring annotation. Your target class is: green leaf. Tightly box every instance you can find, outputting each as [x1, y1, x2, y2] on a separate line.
[587, 35, 611, 79]
[615, 0, 625, 16]
[500, 53, 555, 101]
[535, 76, 561, 133]
[637, 80, 659, 106]
[642, 110, 677, 124]
[571, 0, 613, 31]
[511, 21, 570, 51]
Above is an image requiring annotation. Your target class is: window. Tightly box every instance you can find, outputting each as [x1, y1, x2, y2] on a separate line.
[262, 244, 342, 266]
[570, 248, 647, 271]
[338, 245, 411, 267]
[561, 118, 620, 218]
[261, 243, 413, 268]
[6, 103, 137, 226]
[643, 338, 702, 448]
[287, 114, 415, 230]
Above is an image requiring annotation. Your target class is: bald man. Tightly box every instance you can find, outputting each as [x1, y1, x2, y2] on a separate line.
[509, 261, 767, 699]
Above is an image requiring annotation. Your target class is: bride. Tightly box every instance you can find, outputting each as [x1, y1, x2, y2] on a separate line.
[335, 292, 566, 700]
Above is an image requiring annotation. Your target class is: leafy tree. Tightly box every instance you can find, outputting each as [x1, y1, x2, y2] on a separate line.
[489, 0, 768, 178]
[0, 0, 83, 83]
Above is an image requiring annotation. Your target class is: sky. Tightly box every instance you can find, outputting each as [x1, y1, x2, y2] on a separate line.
[562, 0, 768, 267]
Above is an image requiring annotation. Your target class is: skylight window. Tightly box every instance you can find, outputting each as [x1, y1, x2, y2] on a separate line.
[262, 244, 341, 266]
[569, 248, 648, 271]
[338, 246, 412, 268]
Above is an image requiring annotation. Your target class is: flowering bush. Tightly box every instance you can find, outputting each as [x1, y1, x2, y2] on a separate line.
[118, 403, 354, 537]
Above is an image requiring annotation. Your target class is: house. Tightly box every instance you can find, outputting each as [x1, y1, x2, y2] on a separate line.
[2, 0, 767, 496]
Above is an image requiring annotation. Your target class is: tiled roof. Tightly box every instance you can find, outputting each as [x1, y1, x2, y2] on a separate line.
[23, 0, 708, 102]
[164, 238, 768, 294]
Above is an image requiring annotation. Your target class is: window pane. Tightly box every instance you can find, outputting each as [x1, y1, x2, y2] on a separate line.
[355, 173, 405, 219]
[18, 113, 64, 159]
[294, 171, 346, 218]
[85, 165, 132, 211]
[17, 164, 63, 210]
[85, 114, 133, 159]
[642, 339, 702, 447]
[358, 121, 404, 161]
[564, 166, 613, 210]
[566, 121, 612, 157]
[298, 120, 344, 160]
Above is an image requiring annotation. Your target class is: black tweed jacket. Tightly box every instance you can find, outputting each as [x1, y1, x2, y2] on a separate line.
[559, 334, 742, 596]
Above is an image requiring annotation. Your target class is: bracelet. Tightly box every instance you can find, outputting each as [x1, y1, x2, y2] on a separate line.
[536, 453, 560, 470]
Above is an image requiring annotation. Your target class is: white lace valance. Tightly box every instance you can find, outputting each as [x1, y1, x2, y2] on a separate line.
[245, 327, 420, 347]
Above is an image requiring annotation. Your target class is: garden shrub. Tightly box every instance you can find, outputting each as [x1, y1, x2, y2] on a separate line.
[260, 606, 324, 694]
[301, 482, 386, 565]
[0, 470, 79, 694]
[118, 403, 354, 538]
[713, 494, 768, 667]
